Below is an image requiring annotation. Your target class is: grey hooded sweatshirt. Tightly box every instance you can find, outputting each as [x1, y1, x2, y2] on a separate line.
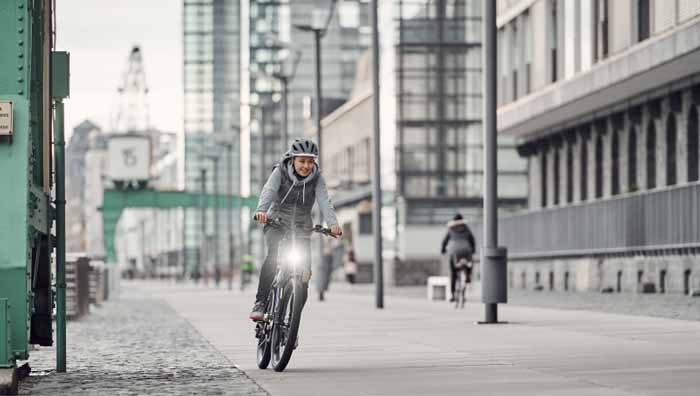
[255, 155, 338, 232]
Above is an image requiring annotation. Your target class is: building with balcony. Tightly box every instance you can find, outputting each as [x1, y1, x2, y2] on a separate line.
[494, 0, 700, 294]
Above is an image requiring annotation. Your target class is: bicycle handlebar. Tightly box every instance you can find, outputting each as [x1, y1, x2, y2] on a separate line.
[253, 215, 337, 238]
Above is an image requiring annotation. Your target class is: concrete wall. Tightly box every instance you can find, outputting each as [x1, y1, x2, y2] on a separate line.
[508, 254, 700, 294]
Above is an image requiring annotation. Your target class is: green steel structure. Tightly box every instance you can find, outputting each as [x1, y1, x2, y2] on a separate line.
[0, 0, 57, 391]
[101, 189, 257, 263]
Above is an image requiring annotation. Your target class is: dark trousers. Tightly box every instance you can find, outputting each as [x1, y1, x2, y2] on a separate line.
[449, 257, 458, 297]
[255, 227, 311, 304]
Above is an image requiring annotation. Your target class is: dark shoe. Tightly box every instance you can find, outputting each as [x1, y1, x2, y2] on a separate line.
[449, 297, 456, 302]
[249, 301, 266, 321]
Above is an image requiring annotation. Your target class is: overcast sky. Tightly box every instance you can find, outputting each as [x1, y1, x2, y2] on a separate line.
[56, 1, 183, 139]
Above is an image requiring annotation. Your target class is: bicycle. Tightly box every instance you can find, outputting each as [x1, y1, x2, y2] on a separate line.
[254, 217, 336, 372]
[453, 255, 473, 309]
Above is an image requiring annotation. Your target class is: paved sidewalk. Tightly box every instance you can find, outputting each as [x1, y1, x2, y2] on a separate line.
[324, 281, 700, 321]
[18, 286, 267, 396]
[149, 280, 700, 396]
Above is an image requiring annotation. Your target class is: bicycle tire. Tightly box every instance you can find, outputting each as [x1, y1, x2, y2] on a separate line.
[271, 281, 303, 372]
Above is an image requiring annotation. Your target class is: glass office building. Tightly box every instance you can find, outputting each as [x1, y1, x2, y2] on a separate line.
[183, 0, 241, 275]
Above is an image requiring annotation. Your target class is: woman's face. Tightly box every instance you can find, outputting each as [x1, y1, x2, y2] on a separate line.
[293, 156, 315, 177]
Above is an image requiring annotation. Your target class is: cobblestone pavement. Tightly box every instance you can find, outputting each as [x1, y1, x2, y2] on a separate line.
[329, 282, 700, 321]
[17, 286, 268, 396]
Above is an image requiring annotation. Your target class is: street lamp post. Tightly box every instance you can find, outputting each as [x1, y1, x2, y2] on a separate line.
[295, 4, 336, 271]
[480, 0, 508, 324]
[199, 167, 207, 285]
[371, 0, 384, 309]
[207, 155, 221, 288]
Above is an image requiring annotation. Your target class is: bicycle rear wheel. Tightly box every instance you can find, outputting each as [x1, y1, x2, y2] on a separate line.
[271, 281, 304, 372]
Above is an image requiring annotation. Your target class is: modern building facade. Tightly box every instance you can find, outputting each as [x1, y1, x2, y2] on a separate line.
[183, 0, 241, 277]
[320, 0, 528, 285]
[494, 0, 700, 294]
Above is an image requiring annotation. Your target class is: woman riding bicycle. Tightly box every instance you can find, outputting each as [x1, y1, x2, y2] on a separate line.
[440, 213, 475, 302]
[250, 138, 342, 321]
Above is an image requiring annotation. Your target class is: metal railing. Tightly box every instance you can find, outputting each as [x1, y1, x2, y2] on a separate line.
[474, 182, 700, 259]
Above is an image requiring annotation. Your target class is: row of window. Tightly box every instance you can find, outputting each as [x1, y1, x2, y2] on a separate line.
[540, 104, 699, 207]
[498, 0, 700, 106]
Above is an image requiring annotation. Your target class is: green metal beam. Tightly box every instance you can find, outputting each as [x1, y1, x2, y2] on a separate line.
[101, 189, 257, 263]
[1, 0, 49, 371]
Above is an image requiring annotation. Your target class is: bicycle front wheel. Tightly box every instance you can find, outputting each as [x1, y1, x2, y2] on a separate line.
[271, 281, 304, 372]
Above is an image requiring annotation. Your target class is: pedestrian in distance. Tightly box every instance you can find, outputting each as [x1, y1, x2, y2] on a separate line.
[344, 248, 358, 285]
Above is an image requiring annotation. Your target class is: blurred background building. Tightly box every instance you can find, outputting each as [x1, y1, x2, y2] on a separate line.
[183, 0, 241, 279]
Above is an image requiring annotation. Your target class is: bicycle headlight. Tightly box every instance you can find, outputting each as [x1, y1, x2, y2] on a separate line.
[286, 248, 303, 267]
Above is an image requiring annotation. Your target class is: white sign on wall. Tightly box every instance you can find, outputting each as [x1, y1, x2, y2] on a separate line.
[107, 135, 151, 181]
[0, 101, 13, 136]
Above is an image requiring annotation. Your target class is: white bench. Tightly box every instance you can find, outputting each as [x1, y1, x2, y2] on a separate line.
[427, 276, 452, 301]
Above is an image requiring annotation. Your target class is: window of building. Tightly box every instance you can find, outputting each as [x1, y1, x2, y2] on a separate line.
[541, 150, 548, 207]
[549, 0, 559, 82]
[638, 0, 651, 42]
[566, 141, 574, 203]
[647, 120, 657, 189]
[596, 0, 609, 59]
[581, 133, 588, 200]
[611, 129, 620, 195]
[688, 106, 699, 182]
[666, 114, 677, 186]
[628, 127, 638, 191]
[553, 147, 560, 205]
[523, 9, 532, 94]
[358, 212, 372, 234]
[595, 133, 603, 198]
[511, 21, 519, 101]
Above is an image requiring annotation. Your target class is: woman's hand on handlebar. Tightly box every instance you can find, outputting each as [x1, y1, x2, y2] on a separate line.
[330, 225, 342, 237]
[254, 212, 268, 224]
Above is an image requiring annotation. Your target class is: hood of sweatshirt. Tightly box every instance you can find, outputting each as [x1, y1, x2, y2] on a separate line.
[278, 159, 319, 206]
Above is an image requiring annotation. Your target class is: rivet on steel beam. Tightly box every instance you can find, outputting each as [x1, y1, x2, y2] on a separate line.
[18, 40, 24, 46]
[18, 16, 24, 21]
[18, 77, 24, 83]
[18, 28, 24, 33]
[18, 65, 23, 70]
[18, 90, 24, 95]
[19, 3, 24, 8]
[18, 53, 24, 58]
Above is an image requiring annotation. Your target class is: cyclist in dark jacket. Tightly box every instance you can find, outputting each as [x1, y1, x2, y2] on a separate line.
[440, 213, 475, 301]
[250, 138, 342, 321]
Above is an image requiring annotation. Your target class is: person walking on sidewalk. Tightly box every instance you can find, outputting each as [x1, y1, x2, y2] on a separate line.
[440, 213, 475, 302]
[317, 241, 334, 301]
[249, 138, 342, 321]
[344, 248, 358, 284]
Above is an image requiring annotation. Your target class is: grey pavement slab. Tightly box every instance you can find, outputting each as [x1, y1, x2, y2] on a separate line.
[18, 286, 267, 396]
[147, 280, 700, 396]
